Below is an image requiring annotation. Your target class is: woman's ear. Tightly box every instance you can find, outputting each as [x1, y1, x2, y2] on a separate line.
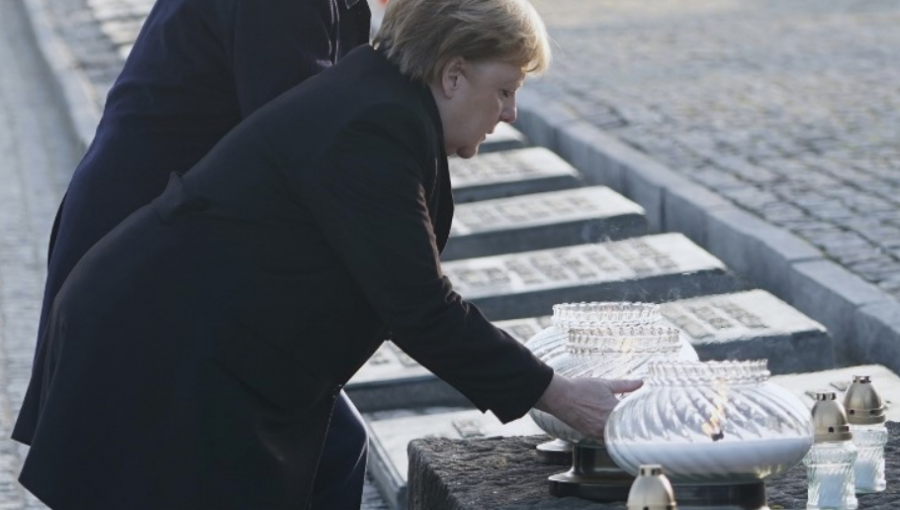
[440, 57, 466, 98]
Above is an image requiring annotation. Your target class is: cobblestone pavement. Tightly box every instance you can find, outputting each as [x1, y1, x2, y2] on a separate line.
[526, 0, 900, 297]
[0, 0, 83, 507]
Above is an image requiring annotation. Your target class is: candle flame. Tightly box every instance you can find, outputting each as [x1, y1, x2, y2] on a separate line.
[701, 381, 728, 442]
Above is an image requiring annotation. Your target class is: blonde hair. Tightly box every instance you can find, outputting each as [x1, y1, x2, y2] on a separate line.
[373, 0, 551, 84]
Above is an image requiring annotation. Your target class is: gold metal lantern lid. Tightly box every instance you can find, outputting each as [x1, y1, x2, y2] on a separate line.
[626, 464, 677, 510]
[812, 392, 852, 442]
[843, 375, 887, 425]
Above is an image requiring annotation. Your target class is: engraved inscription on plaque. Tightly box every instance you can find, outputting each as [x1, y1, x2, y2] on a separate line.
[494, 316, 554, 343]
[450, 187, 644, 236]
[449, 147, 578, 188]
[443, 233, 725, 300]
[659, 289, 830, 373]
[478, 122, 528, 153]
[350, 317, 551, 388]
[660, 289, 821, 343]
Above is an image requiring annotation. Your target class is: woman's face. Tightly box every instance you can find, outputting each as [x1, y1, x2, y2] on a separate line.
[433, 59, 525, 159]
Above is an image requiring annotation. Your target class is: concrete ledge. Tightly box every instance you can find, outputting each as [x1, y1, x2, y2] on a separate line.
[854, 302, 900, 375]
[662, 179, 733, 248]
[21, 0, 100, 151]
[554, 121, 629, 192]
[705, 207, 822, 301]
[788, 259, 889, 363]
[516, 89, 579, 154]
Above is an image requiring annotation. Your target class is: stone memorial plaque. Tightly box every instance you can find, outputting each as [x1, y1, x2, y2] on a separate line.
[476, 122, 528, 154]
[772, 364, 900, 421]
[449, 147, 581, 203]
[659, 289, 833, 374]
[441, 186, 647, 260]
[365, 407, 543, 510]
[348, 316, 552, 411]
[349, 289, 830, 411]
[494, 315, 555, 343]
[347, 342, 471, 411]
[443, 233, 741, 320]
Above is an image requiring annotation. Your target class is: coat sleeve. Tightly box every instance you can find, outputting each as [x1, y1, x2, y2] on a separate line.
[297, 104, 554, 423]
[230, 0, 362, 117]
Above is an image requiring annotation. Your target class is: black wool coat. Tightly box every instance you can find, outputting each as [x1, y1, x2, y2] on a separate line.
[18, 46, 554, 510]
[16, 0, 370, 444]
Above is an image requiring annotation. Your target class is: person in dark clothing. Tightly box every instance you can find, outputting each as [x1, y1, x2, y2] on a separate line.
[13, 0, 372, 508]
[15, 0, 643, 508]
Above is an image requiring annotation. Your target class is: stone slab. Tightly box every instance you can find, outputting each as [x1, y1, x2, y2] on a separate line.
[443, 233, 743, 321]
[347, 316, 552, 411]
[771, 364, 900, 421]
[477, 122, 528, 153]
[366, 407, 543, 510]
[347, 290, 830, 411]
[441, 186, 647, 260]
[854, 301, 900, 375]
[788, 259, 888, 364]
[515, 88, 580, 153]
[661, 289, 833, 374]
[449, 147, 582, 203]
[706, 207, 822, 307]
[347, 342, 472, 411]
[405, 423, 900, 510]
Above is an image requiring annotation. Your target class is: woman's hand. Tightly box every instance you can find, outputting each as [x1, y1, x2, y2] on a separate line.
[533, 373, 643, 441]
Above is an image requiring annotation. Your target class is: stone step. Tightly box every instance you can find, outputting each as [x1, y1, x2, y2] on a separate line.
[476, 122, 528, 154]
[449, 147, 582, 203]
[365, 407, 543, 510]
[442, 186, 647, 260]
[443, 232, 744, 321]
[346, 290, 830, 412]
[661, 289, 833, 374]
[771, 364, 900, 420]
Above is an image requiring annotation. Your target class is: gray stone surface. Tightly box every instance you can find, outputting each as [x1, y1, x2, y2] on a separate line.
[365, 407, 542, 510]
[406, 422, 900, 510]
[771, 364, 900, 421]
[347, 317, 552, 411]
[0, 0, 84, 508]
[853, 302, 900, 375]
[346, 343, 471, 412]
[477, 122, 529, 154]
[449, 147, 582, 204]
[442, 187, 646, 260]
[705, 206, 823, 302]
[443, 233, 744, 320]
[788, 259, 890, 364]
[661, 289, 833, 374]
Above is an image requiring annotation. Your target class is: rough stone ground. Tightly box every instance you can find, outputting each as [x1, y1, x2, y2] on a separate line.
[0, 0, 83, 507]
[526, 0, 900, 297]
[408, 423, 900, 510]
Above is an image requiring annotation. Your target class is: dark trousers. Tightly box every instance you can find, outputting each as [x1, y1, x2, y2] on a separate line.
[311, 392, 369, 510]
